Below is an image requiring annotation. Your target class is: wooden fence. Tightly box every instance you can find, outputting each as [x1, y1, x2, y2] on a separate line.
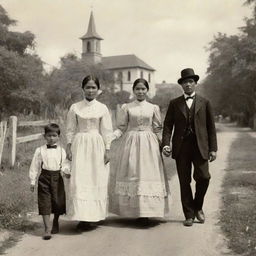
[4, 116, 57, 167]
[1, 109, 117, 168]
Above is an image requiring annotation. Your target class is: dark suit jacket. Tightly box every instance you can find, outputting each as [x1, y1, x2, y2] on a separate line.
[162, 94, 217, 160]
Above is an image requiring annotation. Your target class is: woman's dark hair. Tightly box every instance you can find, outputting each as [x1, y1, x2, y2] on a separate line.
[82, 75, 100, 89]
[44, 123, 60, 135]
[132, 78, 149, 91]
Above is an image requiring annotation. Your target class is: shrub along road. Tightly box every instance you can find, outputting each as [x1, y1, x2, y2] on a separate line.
[3, 123, 247, 256]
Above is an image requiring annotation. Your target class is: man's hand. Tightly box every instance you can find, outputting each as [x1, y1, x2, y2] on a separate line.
[104, 149, 110, 164]
[66, 144, 72, 161]
[30, 185, 35, 192]
[209, 151, 217, 162]
[162, 146, 172, 157]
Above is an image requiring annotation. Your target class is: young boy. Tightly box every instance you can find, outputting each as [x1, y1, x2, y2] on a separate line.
[29, 123, 70, 240]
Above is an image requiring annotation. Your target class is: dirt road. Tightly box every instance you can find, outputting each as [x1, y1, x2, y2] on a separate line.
[5, 125, 237, 256]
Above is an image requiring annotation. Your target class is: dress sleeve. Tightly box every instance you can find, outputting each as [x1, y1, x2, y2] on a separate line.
[29, 148, 42, 185]
[58, 147, 71, 175]
[161, 100, 174, 149]
[152, 105, 163, 142]
[66, 104, 77, 144]
[113, 104, 129, 139]
[100, 106, 113, 150]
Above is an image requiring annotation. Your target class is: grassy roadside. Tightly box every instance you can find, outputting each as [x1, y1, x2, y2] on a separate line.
[0, 126, 55, 253]
[221, 131, 256, 255]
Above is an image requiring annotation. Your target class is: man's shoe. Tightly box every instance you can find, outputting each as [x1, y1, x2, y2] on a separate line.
[195, 210, 205, 223]
[183, 218, 194, 227]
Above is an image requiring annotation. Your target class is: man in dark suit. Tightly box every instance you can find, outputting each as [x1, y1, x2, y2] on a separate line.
[162, 68, 217, 227]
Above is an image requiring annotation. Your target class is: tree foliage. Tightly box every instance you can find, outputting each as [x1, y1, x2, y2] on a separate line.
[46, 53, 116, 110]
[0, 5, 46, 118]
[200, 1, 256, 127]
[151, 84, 182, 112]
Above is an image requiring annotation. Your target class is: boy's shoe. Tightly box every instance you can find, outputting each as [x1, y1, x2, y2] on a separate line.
[183, 218, 194, 227]
[51, 223, 59, 234]
[43, 231, 52, 240]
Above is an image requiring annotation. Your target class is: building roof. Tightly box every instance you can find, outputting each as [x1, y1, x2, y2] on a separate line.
[80, 11, 103, 40]
[102, 54, 155, 71]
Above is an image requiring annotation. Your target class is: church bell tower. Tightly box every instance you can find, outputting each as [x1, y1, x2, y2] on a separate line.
[80, 11, 103, 64]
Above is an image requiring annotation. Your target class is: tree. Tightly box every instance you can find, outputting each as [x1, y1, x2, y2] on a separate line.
[201, 1, 256, 127]
[151, 85, 182, 112]
[46, 53, 115, 110]
[0, 5, 46, 117]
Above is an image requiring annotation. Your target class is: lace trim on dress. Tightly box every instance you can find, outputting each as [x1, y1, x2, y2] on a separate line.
[114, 181, 167, 197]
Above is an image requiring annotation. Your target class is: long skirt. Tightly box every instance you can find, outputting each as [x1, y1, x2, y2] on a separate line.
[109, 130, 170, 217]
[67, 132, 109, 221]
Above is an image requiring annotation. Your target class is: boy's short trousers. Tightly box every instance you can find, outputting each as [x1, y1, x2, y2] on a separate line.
[38, 169, 66, 215]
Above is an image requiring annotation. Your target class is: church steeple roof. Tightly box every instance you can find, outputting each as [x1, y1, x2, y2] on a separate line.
[80, 11, 103, 40]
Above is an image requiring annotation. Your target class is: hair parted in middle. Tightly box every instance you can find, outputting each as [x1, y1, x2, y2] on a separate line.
[81, 75, 100, 89]
[132, 78, 149, 91]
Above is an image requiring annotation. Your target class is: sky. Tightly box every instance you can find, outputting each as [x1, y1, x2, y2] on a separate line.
[0, 0, 252, 83]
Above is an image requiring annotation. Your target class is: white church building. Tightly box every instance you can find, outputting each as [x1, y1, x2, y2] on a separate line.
[80, 11, 156, 96]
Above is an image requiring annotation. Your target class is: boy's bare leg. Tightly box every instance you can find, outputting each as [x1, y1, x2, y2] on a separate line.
[42, 215, 51, 240]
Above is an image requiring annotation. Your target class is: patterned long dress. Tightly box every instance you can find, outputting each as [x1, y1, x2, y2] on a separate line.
[109, 100, 170, 217]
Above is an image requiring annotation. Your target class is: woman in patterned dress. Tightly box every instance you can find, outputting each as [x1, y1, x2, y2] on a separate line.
[109, 78, 169, 222]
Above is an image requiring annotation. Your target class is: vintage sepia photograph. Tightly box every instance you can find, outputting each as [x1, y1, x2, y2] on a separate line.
[0, 0, 256, 255]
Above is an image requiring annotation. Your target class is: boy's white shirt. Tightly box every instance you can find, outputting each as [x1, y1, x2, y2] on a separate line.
[29, 144, 71, 185]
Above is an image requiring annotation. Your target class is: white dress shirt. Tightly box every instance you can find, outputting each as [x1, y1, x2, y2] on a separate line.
[29, 144, 70, 185]
[184, 92, 195, 109]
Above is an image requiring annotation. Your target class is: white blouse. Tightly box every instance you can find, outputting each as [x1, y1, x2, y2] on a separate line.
[113, 100, 162, 141]
[29, 145, 69, 185]
[66, 99, 113, 149]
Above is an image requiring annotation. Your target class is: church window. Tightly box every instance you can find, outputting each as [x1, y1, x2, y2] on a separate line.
[118, 71, 123, 80]
[96, 41, 99, 52]
[148, 73, 151, 82]
[140, 71, 143, 78]
[128, 71, 131, 81]
[87, 41, 91, 52]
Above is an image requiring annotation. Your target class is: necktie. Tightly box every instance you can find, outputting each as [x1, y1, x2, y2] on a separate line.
[47, 145, 57, 149]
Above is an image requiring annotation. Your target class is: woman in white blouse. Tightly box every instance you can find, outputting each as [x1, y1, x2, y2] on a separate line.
[66, 75, 113, 230]
[109, 78, 170, 223]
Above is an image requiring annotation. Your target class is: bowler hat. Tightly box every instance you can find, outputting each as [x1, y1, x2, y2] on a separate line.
[177, 68, 199, 84]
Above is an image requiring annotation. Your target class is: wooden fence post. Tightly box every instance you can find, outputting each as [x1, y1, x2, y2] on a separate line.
[8, 116, 17, 167]
[0, 121, 7, 166]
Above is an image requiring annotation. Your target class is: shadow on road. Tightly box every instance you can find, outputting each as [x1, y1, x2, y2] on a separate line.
[99, 217, 163, 229]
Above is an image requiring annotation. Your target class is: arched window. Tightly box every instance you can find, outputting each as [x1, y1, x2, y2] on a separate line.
[118, 71, 123, 91]
[128, 71, 131, 81]
[140, 71, 143, 78]
[87, 41, 91, 52]
[148, 73, 151, 83]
